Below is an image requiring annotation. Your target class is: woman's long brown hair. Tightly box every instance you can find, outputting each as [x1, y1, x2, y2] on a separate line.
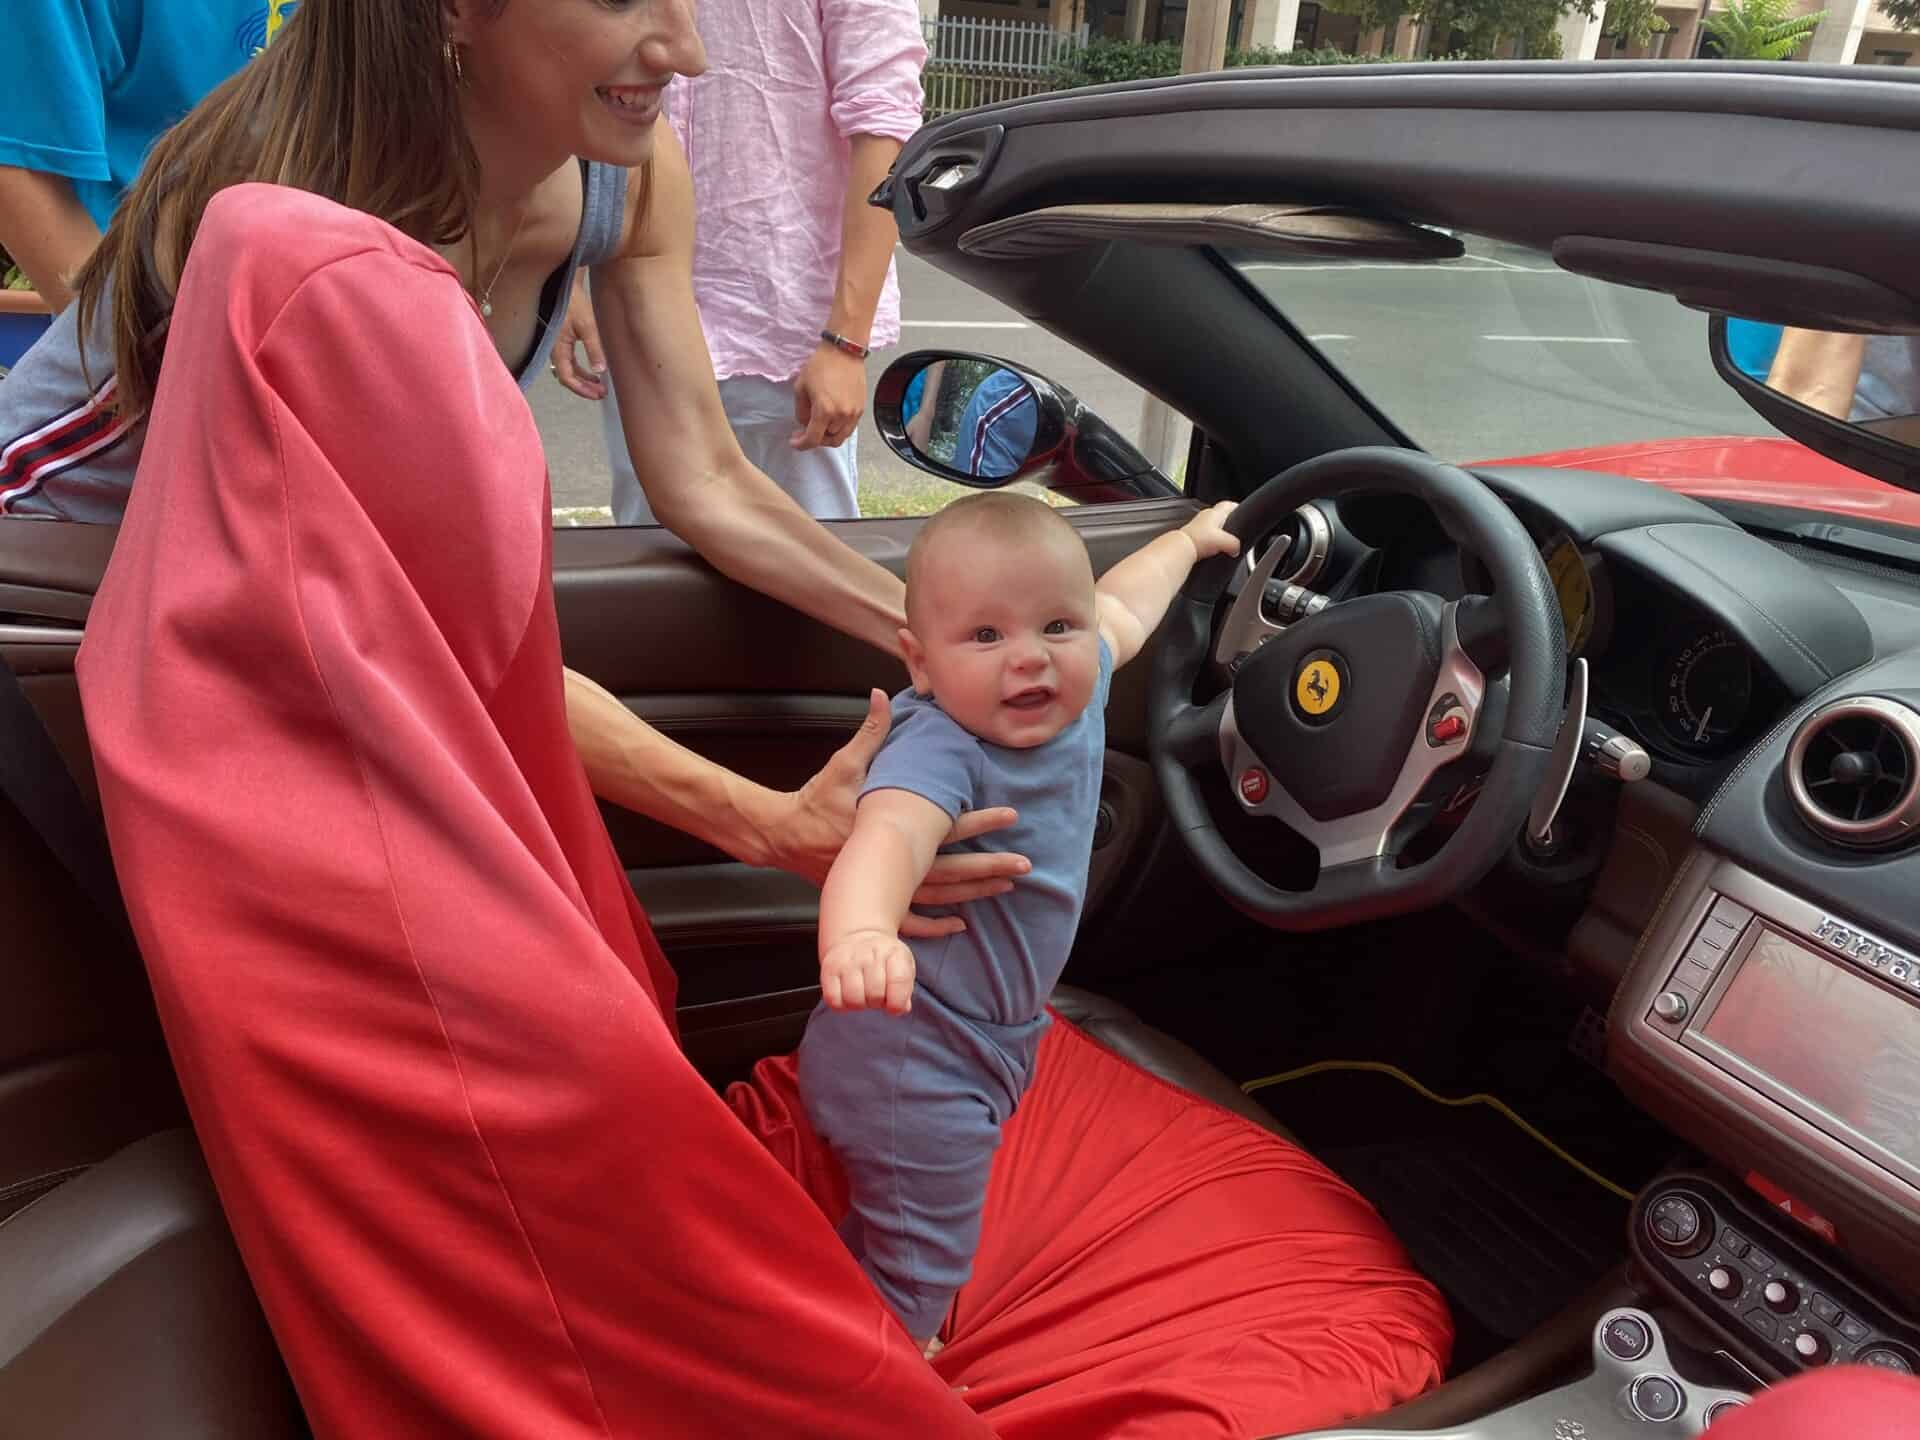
[75, 0, 499, 421]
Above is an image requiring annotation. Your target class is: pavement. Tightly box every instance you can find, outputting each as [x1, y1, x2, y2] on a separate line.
[529, 234, 1771, 517]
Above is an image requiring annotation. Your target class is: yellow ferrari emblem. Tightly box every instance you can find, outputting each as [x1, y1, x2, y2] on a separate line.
[1296, 659, 1341, 716]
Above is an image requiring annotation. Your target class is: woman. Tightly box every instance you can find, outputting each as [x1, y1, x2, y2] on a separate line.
[0, 0, 1019, 911]
[53, 4, 1456, 1434]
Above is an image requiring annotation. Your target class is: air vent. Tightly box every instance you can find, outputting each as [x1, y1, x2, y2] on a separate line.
[1785, 698, 1920, 849]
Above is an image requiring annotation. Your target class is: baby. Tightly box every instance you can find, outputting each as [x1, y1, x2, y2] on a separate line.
[797, 490, 1239, 1353]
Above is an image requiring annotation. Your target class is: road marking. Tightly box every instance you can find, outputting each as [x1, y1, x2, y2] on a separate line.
[900, 320, 1030, 329]
[1239, 261, 1564, 274]
[1481, 334, 1635, 344]
[1308, 333, 1354, 341]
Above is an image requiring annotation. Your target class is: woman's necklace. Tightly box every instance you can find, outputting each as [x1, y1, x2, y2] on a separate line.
[471, 205, 531, 319]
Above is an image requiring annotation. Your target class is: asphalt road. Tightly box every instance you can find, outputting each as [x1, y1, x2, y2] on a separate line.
[530, 234, 1772, 516]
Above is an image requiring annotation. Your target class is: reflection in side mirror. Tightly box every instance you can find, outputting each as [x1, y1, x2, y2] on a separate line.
[901, 360, 1039, 481]
[875, 350, 1176, 502]
[1712, 317, 1920, 491]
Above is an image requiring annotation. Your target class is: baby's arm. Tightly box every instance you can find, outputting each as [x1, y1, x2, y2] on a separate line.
[818, 789, 956, 1014]
[1096, 501, 1241, 668]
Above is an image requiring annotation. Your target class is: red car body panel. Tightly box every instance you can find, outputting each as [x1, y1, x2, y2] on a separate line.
[1482, 436, 1920, 533]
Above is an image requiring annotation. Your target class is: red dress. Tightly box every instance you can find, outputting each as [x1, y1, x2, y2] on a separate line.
[78, 184, 1449, 1438]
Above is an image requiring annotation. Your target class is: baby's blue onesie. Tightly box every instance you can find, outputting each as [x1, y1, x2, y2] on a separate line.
[798, 640, 1113, 1340]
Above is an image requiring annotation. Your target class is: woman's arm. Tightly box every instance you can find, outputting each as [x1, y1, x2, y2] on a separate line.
[565, 672, 1026, 933]
[589, 127, 905, 657]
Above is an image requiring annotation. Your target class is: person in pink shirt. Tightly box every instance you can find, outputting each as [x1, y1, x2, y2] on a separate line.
[555, 0, 926, 521]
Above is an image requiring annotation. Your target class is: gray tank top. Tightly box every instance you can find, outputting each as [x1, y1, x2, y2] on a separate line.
[0, 161, 626, 523]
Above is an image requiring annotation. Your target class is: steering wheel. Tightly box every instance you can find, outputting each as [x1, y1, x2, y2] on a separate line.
[1150, 447, 1567, 932]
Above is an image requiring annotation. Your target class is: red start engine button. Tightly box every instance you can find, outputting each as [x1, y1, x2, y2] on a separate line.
[1430, 713, 1467, 745]
[1238, 768, 1270, 805]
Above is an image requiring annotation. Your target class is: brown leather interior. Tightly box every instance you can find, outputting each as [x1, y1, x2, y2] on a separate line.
[0, 1130, 306, 1438]
[1049, 986, 1299, 1145]
[0, 761, 179, 1225]
[1353, 1265, 1637, 1433]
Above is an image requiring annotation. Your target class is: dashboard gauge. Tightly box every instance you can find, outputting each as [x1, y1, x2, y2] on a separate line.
[1658, 629, 1753, 752]
[1541, 533, 1595, 655]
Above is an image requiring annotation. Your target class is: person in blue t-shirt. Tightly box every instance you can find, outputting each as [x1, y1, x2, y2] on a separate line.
[0, 2, 272, 310]
[800, 491, 1239, 1353]
[954, 367, 1039, 480]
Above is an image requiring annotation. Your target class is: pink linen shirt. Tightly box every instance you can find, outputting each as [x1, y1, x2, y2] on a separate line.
[666, 1, 927, 384]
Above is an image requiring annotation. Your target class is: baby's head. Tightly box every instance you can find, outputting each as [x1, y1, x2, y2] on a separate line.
[901, 493, 1100, 749]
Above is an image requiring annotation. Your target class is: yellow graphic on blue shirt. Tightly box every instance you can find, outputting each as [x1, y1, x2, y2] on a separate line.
[244, 2, 299, 53]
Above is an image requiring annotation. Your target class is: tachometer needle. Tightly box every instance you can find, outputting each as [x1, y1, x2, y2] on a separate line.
[1694, 707, 1714, 743]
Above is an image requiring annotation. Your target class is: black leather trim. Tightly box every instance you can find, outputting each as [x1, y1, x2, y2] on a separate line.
[1472, 466, 1737, 545]
[1596, 523, 1872, 699]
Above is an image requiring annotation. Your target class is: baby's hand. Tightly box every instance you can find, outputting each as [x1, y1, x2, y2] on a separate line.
[1183, 501, 1241, 561]
[821, 930, 917, 1015]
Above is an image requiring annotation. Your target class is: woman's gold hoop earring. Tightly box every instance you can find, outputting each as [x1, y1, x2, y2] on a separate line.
[444, 39, 465, 86]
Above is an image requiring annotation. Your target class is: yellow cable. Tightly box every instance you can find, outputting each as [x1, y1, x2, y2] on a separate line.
[1241, 1059, 1636, 1203]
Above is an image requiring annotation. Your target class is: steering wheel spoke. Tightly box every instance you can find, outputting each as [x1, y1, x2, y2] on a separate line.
[1212, 504, 1333, 666]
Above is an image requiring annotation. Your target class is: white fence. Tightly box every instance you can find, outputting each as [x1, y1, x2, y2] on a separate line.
[921, 16, 1089, 117]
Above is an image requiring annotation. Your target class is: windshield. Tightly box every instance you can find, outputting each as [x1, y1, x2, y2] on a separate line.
[1225, 237, 1909, 506]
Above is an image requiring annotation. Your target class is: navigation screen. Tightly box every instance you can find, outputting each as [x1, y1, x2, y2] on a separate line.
[1702, 928, 1920, 1174]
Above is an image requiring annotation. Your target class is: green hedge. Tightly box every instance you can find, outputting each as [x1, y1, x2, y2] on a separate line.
[1052, 39, 1434, 88]
[0, 244, 30, 292]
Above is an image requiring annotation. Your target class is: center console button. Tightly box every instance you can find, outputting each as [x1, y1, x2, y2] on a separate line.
[1792, 1330, 1833, 1365]
[1763, 1279, 1799, 1314]
[1705, 1399, 1747, 1425]
[1858, 1345, 1916, 1374]
[1809, 1293, 1842, 1325]
[1720, 1227, 1752, 1260]
[1746, 1246, 1777, 1273]
[1649, 1194, 1705, 1251]
[1744, 1308, 1780, 1341]
[1603, 1314, 1652, 1361]
[1708, 1266, 1743, 1301]
[1630, 1374, 1685, 1423]
[1838, 1314, 1873, 1344]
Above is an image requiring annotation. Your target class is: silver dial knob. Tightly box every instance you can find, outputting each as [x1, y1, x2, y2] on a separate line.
[1653, 991, 1691, 1022]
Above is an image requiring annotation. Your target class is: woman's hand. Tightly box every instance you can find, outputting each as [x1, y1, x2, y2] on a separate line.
[756, 691, 1028, 938]
[551, 271, 608, 400]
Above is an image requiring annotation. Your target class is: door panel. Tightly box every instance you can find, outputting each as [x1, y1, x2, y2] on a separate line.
[0, 499, 1195, 1085]
[554, 502, 1195, 1076]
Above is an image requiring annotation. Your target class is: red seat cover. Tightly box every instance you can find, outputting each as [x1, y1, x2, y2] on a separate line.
[78, 184, 1448, 1438]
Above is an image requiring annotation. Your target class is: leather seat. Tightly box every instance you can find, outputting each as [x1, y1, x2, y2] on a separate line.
[0, 1129, 306, 1438]
[1050, 983, 1299, 1143]
[0, 991, 1285, 1437]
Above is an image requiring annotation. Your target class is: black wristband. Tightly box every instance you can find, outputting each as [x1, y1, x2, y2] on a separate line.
[819, 329, 871, 360]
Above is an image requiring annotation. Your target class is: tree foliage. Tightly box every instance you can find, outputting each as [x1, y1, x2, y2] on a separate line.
[1878, 0, 1919, 29]
[1701, 0, 1829, 58]
[1318, 0, 1594, 60]
[1602, 0, 1671, 48]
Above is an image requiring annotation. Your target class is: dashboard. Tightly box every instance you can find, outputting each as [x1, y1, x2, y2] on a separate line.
[1286, 464, 1920, 1360]
[1329, 471, 1836, 790]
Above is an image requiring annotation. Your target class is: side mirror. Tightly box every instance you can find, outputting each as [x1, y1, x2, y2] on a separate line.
[872, 352, 1176, 502]
[1710, 316, 1920, 493]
